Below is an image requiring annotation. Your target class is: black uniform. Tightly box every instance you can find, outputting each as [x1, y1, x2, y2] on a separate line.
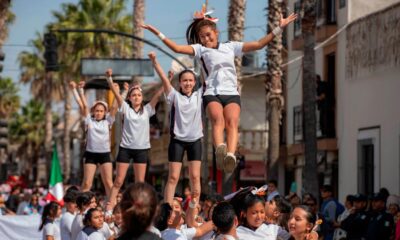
[364, 210, 394, 240]
[341, 209, 370, 240]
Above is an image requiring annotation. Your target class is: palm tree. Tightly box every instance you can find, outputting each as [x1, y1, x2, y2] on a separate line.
[228, 0, 246, 93]
[224, 0, 246, 195]
[301, 0, 319, 197]
[265, 0, 284, 182]
[9, 100, 46, 183]
[131, 0, 145, 85]
[0, 0, 14, 48]
[0, 77, 20, 119]
[18, 33, 63, 180]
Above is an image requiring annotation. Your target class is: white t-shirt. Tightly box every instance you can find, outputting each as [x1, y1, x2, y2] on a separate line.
[76, 227, 106, 240]
[161, 227, 196, 240]
[236, 223, 279, 240]
[191, 41, 244, 96]
[85, 114, 114, 153]
[119, 102, 155, 149]
[60, 211, 76, 240]
[167, 88, 203, 142]
[43, 221, 62, 240]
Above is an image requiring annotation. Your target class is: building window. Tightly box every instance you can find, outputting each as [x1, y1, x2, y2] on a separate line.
[326, 0, 337, 24]
[294, 1, 302, 37]
[293, 105, 302, 142]
[357, 128, 380, 196]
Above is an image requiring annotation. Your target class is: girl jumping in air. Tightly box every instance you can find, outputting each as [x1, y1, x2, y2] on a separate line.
[70, 81, 118, 197]
[142, 7, 297, 173]
[148, 51, 203, 205]
[105, 68, 163, 211]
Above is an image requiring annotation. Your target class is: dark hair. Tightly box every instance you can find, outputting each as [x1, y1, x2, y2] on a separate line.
[39, 202, 60, 230]
[90, 102, 107, 120]
[229, 187, 265, 225]
[212, 202, 236, 234]
[292, 205, 316, 231]
[154, 203, 173, 231]
[126, 87, 144, 114]
[120, 182, 158, 237]
[268, 180, 278, 188]
[186, 19, 217, 45]
[320, 185, 333, 193]
[76, 191, 96, 211]
[113, 203, 122, 214]
[63, 190, 78, 203]
[66, 185, 79, 195]
[272, 196, 292, 230]
[83, 208, 101, 227]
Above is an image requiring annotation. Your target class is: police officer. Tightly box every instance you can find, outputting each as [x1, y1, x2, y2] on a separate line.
[365, 192, 394, 240]
[341, 194, 369, 240]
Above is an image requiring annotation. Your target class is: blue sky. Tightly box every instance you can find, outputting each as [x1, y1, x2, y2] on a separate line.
[3, 0, 268, 104]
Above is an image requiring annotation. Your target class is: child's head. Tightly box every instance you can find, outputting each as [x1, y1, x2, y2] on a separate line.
[63, 190, 78, 213]
[178, 70, 196, 95]
[241, 194, 266, 229]
[126, 85, 144, 111]
[186, 19, 218, 47]
[90, 101, 108, 120]
[83, 208, 104, 230]
[39, 201, 61, 230]
[288, 205, 316, 239]
[113, 204, 122, 226]
[76, 191, 97, 212]
[212, 202, 237, 234]
[265, 195, 292, 222]
[120, 182, 158, 237]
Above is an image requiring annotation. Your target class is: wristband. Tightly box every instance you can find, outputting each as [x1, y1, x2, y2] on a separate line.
[157, 32, 166, 40]
[272, 26, 283, 36]
[189, 200, 197, 209]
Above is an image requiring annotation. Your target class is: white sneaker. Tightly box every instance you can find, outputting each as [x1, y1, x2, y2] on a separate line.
[215, 144, 227, 170]
[223, 152, 237, 173]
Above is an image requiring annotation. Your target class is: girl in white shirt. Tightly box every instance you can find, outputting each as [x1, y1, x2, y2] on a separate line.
[149, 51, 203, 205]
[142, 7, 296, 173]
[40, 201, 62, 240]
[105, 69, 163, 211]
[69, 81, 119, 198]
[76, 208, 106, 240]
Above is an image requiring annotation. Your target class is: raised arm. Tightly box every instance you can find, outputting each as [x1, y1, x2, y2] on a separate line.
[242, 13, 297, 52]
[109, 83, 121, 117]
[77, 81, 89, 116]
[142, 24, 194, 55]
[106, 69, 124, 107]
[69, 81, 84, 116]
[149, 87, 164, 109]
[148, 52, 173, 95]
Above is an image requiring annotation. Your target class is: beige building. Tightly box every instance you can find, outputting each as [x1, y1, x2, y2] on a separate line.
[283, 0, 400, 200]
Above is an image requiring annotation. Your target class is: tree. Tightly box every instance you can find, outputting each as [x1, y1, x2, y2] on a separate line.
[0, 0, 14, 48]
[266, 0, 284, 182]
[131, 0, 145, 85]
[224, 0, 246, 195]
[301, 0, 319, 197]
[18, 34, 63, 181]
[0, 77, 20, 119]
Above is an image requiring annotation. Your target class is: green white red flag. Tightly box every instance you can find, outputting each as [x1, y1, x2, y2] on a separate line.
[44, 144, 64, 205]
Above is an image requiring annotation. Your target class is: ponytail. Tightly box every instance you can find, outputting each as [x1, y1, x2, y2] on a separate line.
[39, 202, 59, 231]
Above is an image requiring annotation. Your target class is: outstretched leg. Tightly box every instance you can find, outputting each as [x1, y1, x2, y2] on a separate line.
[223, 103, 240, 173]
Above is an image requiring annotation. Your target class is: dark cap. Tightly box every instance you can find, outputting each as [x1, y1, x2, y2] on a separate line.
[370, 192, 386, 202]
[353, 194, 367, 202]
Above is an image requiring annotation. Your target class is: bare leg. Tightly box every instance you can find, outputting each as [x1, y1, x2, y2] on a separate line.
[81, 164, 97, 192]
[188, 161, 201, 203]
[108, 162, 129, 210]
[99, 162, 113, 198]
[133, 163, 147, 182]
[164, 162, 182, 205]
[223, 103, 240, 154]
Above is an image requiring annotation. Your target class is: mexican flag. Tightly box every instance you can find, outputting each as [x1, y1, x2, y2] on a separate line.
[44, 144, 64, 205]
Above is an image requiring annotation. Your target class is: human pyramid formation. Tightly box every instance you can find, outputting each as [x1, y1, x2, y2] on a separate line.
[43, 6, 313, 240]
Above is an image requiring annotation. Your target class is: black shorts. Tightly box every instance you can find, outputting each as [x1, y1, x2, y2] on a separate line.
[203, 95, 241, 109]
[168, 138, 202, 162]
[83, 151, 111, 165]
[116, 146, 149, 164]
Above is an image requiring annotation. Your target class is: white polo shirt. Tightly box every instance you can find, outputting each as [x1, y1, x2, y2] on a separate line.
[43, 221, 61, 240]
[85, 114, 114, 153]
[191, 41, 243, 96]
[119, 101, 155, 149]
[167, 88, 203, 142]
[237, 224, 279, 240]
[60, 211, 76, 240]
[161, 227, 196, 240]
